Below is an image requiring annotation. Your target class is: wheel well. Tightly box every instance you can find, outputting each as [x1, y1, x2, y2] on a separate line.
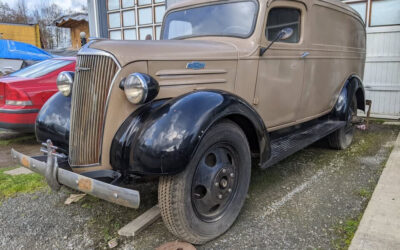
[355, 87, 365, 111]
[225, 114, 260, 157]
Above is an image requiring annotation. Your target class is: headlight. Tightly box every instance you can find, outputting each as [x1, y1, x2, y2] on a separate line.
[121, 73, 159, 104]
[57, 71, 74, 97]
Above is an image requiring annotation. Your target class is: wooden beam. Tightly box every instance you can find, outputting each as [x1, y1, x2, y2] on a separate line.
[118, 204, 161, 237]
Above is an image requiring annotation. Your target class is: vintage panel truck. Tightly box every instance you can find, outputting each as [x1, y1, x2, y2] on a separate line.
[12, 0, 366, 244]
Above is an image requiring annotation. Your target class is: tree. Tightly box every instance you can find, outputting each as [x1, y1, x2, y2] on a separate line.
[15, 0, 28, 23]
[0, 2, 17, 23]
[0, 0, 87, 49]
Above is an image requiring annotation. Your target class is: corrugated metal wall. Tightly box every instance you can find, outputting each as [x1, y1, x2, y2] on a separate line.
[364, 26, 400, 117]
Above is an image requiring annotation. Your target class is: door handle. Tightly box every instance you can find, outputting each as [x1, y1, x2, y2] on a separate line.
[301, 52, 310, 59]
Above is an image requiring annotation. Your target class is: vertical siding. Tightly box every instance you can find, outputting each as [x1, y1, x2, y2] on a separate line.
[364, 28, 400, 117]
[0, 23, 41, 48]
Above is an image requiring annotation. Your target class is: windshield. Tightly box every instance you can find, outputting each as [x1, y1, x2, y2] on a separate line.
[162, 1, 258, 40]
[9, 59, 73, 78]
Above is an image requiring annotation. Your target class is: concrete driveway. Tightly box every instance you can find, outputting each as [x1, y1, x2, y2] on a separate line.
[0, 123, 398, 249]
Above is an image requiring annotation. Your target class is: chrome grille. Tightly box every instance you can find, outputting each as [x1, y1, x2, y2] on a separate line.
[69, 55, 118, 166]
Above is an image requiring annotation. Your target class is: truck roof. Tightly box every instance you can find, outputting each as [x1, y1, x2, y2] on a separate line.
[167, 0, 363, 24]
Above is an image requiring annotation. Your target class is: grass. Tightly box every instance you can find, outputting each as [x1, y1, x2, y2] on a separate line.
[0, 167, 47, 200]
[0, 135, 36, 146]
[358, 188, 373, 199]
[334, 215, 363, 250]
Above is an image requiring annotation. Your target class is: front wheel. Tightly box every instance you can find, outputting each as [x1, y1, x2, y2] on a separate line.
[158, 120, 251, 244]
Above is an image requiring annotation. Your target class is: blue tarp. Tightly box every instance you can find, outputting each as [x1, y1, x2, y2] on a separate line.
[0, 40, 53, 61]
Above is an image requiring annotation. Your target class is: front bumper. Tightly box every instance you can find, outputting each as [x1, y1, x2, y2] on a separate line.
[11, 141, 140, 209]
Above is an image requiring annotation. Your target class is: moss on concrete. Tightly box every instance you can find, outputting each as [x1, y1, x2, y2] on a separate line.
[334, 214, 363, 250]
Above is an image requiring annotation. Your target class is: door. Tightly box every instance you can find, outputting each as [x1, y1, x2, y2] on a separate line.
[255, 2, 308, 129]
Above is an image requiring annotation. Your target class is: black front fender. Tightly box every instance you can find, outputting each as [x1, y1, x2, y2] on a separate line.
[111, 90, 270, 176]
[36, 92, 71, 153]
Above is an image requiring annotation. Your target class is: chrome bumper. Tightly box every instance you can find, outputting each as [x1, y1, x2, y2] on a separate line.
[11, 141, 140, 209]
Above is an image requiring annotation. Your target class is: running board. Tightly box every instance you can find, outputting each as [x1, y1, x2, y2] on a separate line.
[263, 120, 346, 168]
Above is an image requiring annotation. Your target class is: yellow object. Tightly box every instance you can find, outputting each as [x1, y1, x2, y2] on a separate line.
[0, 23, 41, 48]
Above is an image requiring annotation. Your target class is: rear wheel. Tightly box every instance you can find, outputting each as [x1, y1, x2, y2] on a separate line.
[328, 96, 357, 150]
[158, 120, 251, 244]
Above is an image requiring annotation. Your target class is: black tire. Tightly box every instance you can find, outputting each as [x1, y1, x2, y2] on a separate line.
[328, 96, 357, 150]
[158, 120, 251, 244]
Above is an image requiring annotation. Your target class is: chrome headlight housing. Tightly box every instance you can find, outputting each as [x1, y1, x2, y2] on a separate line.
[121, 73, 159, 104]
[57, 71, 74, 97]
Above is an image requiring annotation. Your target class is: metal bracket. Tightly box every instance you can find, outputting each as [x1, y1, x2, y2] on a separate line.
[43, 140, 61, 191]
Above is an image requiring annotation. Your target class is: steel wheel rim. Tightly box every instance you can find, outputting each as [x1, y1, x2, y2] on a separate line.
[345, 100, 357, 136]
[191, 143, 239, 222]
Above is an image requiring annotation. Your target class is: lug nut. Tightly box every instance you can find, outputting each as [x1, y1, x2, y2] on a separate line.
[230, 173, 234, 178]
[222, 169, 227, 173]
[215, 182, 219, 187]
[218, 194, 223, 199]
[228, 188, 232, 193]
[220, 179, 228, 188]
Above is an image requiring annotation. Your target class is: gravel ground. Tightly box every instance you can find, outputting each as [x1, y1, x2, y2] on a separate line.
[0, 124, 398, 249]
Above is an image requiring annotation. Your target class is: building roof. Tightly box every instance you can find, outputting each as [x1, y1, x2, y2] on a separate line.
[0, 22, 37, 27]
[55, 12, 88, 28]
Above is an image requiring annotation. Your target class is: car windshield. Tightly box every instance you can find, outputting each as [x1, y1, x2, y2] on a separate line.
[9, 59, 73, 78]
[162, 1, 258, 40]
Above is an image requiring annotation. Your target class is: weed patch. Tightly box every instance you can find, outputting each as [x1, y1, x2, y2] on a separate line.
[334, 215, 363, 249]
[0, 135, 36, 146]
[0, 167, 47, 200]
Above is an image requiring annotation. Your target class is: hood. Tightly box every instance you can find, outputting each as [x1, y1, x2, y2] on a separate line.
[89, 40, 238, 66]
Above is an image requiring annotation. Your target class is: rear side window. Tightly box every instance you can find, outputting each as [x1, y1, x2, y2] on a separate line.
[266, 8, 301, 43]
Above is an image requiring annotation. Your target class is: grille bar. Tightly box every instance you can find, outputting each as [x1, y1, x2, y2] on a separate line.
[69, 55, 118, 166]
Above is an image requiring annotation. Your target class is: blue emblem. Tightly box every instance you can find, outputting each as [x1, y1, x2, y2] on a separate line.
[186, 61, 206, 70]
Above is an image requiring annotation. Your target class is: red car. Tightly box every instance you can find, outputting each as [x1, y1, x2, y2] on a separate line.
[0, 57, 76, 131]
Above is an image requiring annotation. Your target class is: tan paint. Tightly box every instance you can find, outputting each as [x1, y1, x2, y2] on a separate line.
[71, 0, 366, 173]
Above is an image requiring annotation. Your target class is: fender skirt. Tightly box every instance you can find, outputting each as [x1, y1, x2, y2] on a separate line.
[110, 90, 270, 176]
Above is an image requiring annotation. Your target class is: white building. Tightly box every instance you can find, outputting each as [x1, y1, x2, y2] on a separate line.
[88, 0, 400, 118]
[343, 0, 400, 118]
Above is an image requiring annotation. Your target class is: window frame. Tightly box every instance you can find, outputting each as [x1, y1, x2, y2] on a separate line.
[261, 1, 306, 48]
[369, 0, 400, 27]
[265, 7, 302, 44]
[161, 0, 260, 40]
[107, 0, 165, 40]
[342, 0, 400, 28]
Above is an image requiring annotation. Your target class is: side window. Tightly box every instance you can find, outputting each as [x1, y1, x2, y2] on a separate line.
[266, 8, 301, 43]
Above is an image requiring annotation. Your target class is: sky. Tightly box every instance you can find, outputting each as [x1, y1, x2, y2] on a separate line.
[5, 0, 87, 12]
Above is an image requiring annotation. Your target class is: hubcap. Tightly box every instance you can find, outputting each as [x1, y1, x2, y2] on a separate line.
[191, 144, 238, 222]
